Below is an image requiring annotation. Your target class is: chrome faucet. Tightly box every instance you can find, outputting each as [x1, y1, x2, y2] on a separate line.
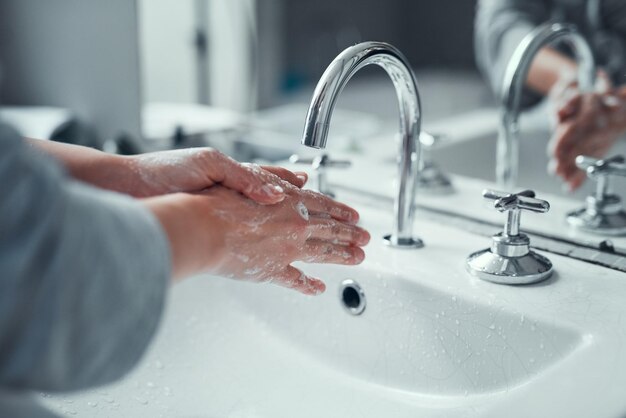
[497, 22, 595, 190]
[301, 42, 423, 248]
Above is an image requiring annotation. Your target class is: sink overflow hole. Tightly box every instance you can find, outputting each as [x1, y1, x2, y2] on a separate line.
[340, 279, 366, 315]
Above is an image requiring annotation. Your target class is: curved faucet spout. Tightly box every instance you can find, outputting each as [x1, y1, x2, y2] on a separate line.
[302, 42, 423, 248]
[497, 22, 595, 190]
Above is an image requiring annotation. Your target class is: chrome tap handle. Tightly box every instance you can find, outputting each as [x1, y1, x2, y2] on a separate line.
[567, 154, 626, 234]
[466, 188, 554, 284]
[482, 189, 550, 236]
[483, 189, 550, 213]
[289, 154, 351, 197]
[575, 155, 626, 200]
[575, 155, 626, 178]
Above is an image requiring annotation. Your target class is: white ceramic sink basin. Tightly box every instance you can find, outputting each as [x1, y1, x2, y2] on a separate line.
[41, 198, 626, 418]
[230, 263, 580, 396]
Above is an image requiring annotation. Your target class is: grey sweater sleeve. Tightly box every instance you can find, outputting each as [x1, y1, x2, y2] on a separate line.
[0, 124, 170, 392]
[474, 0, 550, 105]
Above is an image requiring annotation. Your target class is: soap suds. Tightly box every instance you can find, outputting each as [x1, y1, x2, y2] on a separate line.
[295, 201, 309, 221]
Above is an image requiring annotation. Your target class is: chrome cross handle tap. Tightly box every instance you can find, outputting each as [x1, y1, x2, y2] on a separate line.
[566, 155, 626, 235]
[289, 153, 351, 198]
[466, 189, 553, 285]
[301, 41, 423, 248]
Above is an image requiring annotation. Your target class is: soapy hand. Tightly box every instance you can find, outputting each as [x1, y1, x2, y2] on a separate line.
[146, 184, 370, 295]
[125, 148, 308, 203]
[548, 83, 626, 191]
[202, 187, 369, 295]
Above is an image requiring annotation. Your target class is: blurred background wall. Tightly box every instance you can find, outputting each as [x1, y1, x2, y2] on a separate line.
[0, 0, 143, 142]
[0, 0, 482, 148]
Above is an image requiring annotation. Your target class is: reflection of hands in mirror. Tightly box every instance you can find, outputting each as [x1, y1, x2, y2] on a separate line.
[126, 148, 308, 203]
[145, 183, 370, 295]
[548, 74, 626, 191]
[547, 69, 613, 125]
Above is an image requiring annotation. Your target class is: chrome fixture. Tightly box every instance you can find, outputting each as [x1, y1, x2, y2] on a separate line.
[566, 155, 626, 235]
[466, 189, 553, 285]
[301, 42, 423, 248]
[498, 22, 595, 190]
[339, 279, 366, 316]
[418, 131, 453, 194]
[289, 153, 351, 198]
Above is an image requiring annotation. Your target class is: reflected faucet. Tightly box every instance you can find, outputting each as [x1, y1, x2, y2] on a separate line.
[302, 42, 423, 248]
[497, 22, 595, 190]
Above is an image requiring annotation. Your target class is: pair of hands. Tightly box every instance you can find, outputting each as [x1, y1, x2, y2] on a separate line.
[548, 73, 626, 191]
[128, 148, 369, 295]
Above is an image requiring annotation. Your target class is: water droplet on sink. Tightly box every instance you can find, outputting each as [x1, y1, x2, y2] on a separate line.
[451, 296, 457, 303]
[87, 401, 98, 408]
[154, 360, 164, 369]
[539, 343, 544, 349]
[488, 323, 496, 330]
[520, 315, 525, 323]
[529, 358, 536, 364]
[435, 313, 440, 319]
[134, 396, 149, 405]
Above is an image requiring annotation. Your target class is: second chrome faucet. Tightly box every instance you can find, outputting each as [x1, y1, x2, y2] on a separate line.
[498, 22, 596, 191]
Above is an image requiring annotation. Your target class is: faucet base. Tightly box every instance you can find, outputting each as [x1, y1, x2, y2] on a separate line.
[382, 234, 424, 249]
[465, 248, 553, 285]
[566, 207, 626, 236]
[418, 160, 454, 195]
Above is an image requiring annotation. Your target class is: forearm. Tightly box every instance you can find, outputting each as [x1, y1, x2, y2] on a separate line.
[475, 0, 549, 97]
[526, 47, 578, 95]
[0, 128, 170, 391]
[25, 138, 138, 195]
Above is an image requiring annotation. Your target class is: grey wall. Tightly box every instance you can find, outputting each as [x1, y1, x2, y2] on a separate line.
[281, 0, 478, 86]
[0, 0, 142, 141]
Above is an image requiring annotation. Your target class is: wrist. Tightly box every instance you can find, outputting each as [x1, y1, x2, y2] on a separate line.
[143, 193, 223, 281]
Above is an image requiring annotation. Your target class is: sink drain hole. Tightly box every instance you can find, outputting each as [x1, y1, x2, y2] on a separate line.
[340, 279, 366, 315]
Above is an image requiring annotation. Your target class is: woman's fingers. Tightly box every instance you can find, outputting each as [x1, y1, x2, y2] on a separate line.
[262, 165, 308, 188]
[551, 122, 580, 162]
[300, 240, 365, 265]
[271, 265, 326, 296]
[203, 152, 287, 204]
[566, 170, 587, 191]
[306, 216, 370, 246]
[557, 93, 581, 122]
[297, 189, 360, 224]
